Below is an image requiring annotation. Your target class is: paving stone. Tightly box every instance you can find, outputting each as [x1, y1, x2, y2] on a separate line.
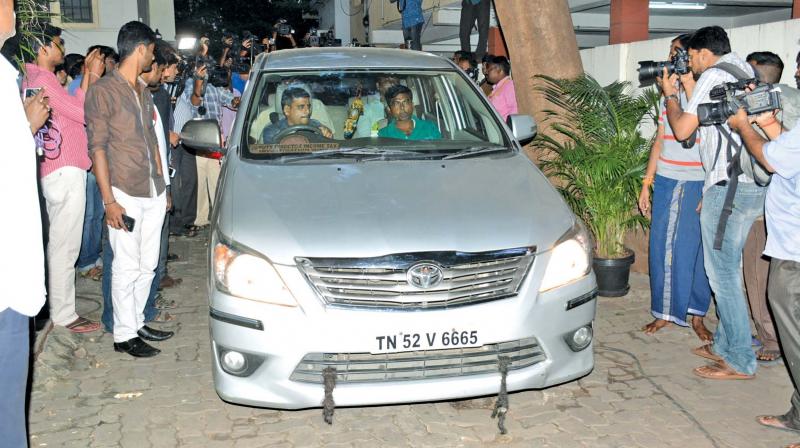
[26, 236, 800, 448]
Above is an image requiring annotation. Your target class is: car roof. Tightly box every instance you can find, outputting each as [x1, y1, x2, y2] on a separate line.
[255, 47, 455, 72]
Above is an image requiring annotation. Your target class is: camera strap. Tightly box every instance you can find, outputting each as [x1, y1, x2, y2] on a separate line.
[712, 123, 743, 250]
[708, 61, 765, 250]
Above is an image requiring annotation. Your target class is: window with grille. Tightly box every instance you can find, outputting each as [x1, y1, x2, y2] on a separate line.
[59, 0, 93, 23]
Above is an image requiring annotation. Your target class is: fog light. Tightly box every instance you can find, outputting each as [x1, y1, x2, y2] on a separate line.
[221, 350, 247, 374]
[564, 324, 593, 351]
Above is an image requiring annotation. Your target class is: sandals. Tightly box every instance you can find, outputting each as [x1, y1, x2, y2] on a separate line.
[155, 295, 177, 310]
[65, 317, 101, 334]
[185, 224, 209, 232]
[756, 415, 800, 434]
[693, 361, 754, 380]
[151, 310, 176, 323]
[159, 275, 183, 290]
[757, 348, 783, 365]
[79, 265, 103, 281]
[691, 344, 723, 363]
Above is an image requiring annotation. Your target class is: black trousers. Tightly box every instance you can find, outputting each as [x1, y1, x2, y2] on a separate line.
[459, 0, 491, 61]
[169, 145, 197, 233]
[768, 258, 800, 427]
[402, 23, 423, 51]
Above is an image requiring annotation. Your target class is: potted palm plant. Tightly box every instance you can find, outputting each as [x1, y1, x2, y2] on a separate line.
[533, 74, 658, 297]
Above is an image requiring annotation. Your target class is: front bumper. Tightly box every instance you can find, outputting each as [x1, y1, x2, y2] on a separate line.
[208, 264, 597, 410]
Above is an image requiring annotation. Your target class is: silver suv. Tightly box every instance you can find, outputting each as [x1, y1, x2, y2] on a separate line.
[181, 48, 597, 409]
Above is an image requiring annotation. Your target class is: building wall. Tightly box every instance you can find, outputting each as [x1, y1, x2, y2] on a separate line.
[579, 18, 800, 273]
[318, 0, 352, 45]
[580, 18, 800, 93]
[50, 0, 175, 55]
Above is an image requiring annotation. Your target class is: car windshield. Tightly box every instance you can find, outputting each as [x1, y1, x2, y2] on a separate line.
[241, 69, 509, 161]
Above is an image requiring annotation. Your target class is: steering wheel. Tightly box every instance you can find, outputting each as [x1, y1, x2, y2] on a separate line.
[273, 124, 325, 142]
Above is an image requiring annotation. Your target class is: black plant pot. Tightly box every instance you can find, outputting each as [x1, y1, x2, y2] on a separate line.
[593, 250, 635, 297]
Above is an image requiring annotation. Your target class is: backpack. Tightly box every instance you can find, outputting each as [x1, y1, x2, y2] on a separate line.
[708, 62, 772, 250]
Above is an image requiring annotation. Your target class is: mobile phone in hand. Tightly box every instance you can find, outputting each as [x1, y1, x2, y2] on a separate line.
[24, 87, 41, 98]
[122, 214, 136, 232]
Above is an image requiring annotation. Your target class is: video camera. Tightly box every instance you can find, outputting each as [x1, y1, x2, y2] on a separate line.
[637, 47, 690, 87]
[697, 79, 782, 126]
[275, 19, 294, 37]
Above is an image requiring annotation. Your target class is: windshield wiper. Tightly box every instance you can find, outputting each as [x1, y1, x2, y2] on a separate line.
[280, 146, 433, 163]
[442, 146, 510, 160]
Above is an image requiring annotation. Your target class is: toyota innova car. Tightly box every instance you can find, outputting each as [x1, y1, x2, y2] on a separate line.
[181, 48, 598, 409]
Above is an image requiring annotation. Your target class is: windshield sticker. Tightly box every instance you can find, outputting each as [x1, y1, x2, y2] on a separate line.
[249, 143, 341, 154]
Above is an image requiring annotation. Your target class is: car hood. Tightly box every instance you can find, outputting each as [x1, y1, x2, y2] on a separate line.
[223, 153, 574, 265]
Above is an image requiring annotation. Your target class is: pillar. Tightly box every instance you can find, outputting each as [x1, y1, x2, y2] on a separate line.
[609, 0, 649, 45]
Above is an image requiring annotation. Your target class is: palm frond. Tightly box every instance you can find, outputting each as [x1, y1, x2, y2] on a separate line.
[533, 73, 651, 258]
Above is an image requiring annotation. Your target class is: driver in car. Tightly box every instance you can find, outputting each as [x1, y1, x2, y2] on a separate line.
[378, 85, 441, 141]
[262, 87, 334, 142]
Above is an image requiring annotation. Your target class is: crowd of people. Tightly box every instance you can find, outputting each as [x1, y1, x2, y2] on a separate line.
[639, 25, 800, 444]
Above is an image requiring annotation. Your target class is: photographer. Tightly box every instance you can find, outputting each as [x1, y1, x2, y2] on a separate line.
[659, 26, 764, 380]
[640, 34, 711, 344]
[172, 58, 238, 233]
[740, 51, 800, 365]
[727, 101, 800, 442]
[271, 21, 298, 51]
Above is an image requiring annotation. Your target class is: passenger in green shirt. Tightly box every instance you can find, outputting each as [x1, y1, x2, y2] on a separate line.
[378, 85, 442, 140]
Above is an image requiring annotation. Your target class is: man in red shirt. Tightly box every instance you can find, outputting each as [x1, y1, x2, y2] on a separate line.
[22, 24, 104, 333]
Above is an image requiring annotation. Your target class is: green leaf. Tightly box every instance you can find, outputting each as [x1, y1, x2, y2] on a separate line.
[533, 73, 651, 258]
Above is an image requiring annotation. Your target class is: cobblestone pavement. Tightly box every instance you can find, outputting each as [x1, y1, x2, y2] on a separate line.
[28, 234, 798, 447]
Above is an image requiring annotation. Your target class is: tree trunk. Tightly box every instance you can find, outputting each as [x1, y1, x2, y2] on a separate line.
[493, 0, 583, 152]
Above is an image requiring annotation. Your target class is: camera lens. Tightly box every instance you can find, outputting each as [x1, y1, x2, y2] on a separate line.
[637, 61, 662, 87]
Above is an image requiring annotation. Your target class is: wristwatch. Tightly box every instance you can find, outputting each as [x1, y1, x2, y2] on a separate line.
[664, 94, 680, 104]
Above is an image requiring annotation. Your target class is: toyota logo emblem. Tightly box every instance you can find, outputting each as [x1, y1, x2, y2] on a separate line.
[407, 263, 444, 289]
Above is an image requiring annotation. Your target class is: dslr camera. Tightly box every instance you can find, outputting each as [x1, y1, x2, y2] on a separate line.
[637, 47, 690, 87]
[697, 79, 782, 126]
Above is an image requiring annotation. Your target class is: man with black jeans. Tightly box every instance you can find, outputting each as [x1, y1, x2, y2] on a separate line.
[459, 0, 491, 63]
[398, 0, 424, 51]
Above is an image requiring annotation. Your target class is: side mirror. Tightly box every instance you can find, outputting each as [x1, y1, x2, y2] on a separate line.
[507, 114, 537, 144]
[181, 119, 225, 156]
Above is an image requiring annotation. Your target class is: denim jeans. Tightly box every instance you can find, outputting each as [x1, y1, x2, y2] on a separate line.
[0, 309, 30, 448]
[76, 172, 104, 271]
[144, 213, 171, 319]
[102, 222, 162, 333]
[700, 182, 766, 375]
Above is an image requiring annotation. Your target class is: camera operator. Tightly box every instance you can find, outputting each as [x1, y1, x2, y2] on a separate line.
[659, 26, 764, 381]
[726, 97, 800, 441]
[739, 51, 800, 365]
[271, 20, 298, 51]
[640, 34, 712, 344]
[453, 50, 478, 83]
[172, 59, 239, 234]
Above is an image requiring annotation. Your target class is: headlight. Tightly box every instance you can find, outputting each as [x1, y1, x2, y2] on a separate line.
[213, 240, 297, 306]
[539, 220, 593, 292]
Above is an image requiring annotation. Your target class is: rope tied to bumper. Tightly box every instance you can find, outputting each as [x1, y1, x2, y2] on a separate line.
[491, 356, 511, 434]
[322, 367, 337, 425]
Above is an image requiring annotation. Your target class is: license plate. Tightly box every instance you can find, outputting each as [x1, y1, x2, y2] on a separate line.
[372, 329, 480, 354]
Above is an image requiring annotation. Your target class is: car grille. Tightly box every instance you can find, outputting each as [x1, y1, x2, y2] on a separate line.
[295, 247, 535, 309]
[290, 337, 545, 384]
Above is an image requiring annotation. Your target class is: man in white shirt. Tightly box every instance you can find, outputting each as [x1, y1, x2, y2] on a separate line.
[728, 107, 800, 441]
[0, 0, 49, 443]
